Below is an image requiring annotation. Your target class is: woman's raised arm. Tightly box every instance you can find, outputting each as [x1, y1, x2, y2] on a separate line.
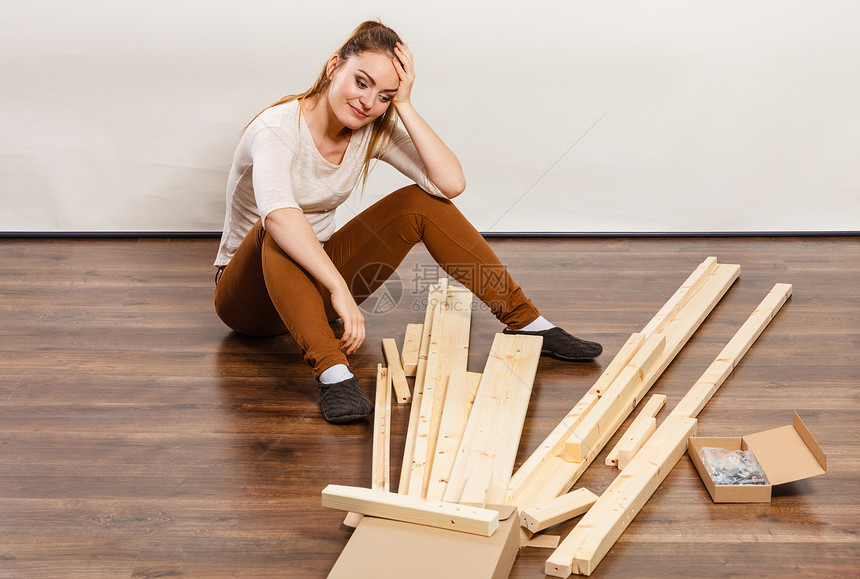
[391, 42, 466, 199]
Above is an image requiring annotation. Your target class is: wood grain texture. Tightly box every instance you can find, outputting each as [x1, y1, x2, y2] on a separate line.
[0, 236, 857, 578]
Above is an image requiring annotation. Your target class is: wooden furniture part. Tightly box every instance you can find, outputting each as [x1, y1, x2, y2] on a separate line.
[520, 488, 599, 534]
[563, 333, 665, 463]
[667, 283, 794, 421]
[373, 364, 392, 492]
[642, 256, 718, 336]
[546, 283, 792, 577]
[615, 417, 656, 470]
[605, 394, 666, 468]
[344, 364, 393, 528]
[399, 279, 447, 494]
[443, 333, 543, 506]
[381, 338, 410, 404]
[425, 370, 482, 501]
[321, 485, 500, 537]
[509, 258, 740, 511]
[408, 286, 472, 498]
[401, 323, 423, 377]
[545, 417, 698, 577]
[506, 332, 646, 503]
[593, 333, 646, 396]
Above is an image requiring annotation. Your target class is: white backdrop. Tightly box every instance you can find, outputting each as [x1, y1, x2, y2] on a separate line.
[1, 0, 858, 233]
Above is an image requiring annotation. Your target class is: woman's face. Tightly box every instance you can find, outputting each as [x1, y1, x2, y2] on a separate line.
[327, 51, 399, 129]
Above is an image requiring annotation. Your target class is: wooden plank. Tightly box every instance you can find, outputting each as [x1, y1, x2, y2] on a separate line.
[507, 332, 645, 503]
[563, 334, 665, 463]
[520, 488, 599, 534]
[615, 417, 656, 469]
[668, 283, 793, 421]
[425, 370, 482, 501]
[511, 260, 740, 511]
[593, 333, 646, 396]
[605, 394, 666, 467]
[321, 485, 500, 537]
[401, 323, 423, 376]
[345, 363, 393, 527]
[381, 338, 411, 404]
[408, 286, 472, 497]
[443, 333, 543, 506]
[641, 256, 718, 336]
[547, 283, 792, 576]
[372, 364, 392, 492]
[546, 417, 698, 577]
[399, 280, 446, 495]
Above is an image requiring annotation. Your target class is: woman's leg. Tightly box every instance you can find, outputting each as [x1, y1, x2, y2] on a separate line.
[214, 221, 348, 379]
[326, 184, 601, 360]
[323, 184, 541, 329]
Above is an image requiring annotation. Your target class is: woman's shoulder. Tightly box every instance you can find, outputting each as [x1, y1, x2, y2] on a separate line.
[248, 100, 301, 135]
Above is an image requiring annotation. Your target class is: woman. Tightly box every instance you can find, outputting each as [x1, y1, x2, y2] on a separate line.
[214, 21, 602, 424]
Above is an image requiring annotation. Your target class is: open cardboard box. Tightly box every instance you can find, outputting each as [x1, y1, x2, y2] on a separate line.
[328, 504, 520, 578]
[688, 412, 826, 503]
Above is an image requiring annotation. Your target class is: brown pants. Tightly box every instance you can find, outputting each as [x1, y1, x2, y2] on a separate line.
[214, 185, 541, 380]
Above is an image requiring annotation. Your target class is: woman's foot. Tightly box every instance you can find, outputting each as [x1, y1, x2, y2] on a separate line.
[317, 376, 374, 423]
[502, 326, 602, 361]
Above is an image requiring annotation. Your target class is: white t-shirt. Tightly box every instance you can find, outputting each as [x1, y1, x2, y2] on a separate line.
[214, 100, 446, 266]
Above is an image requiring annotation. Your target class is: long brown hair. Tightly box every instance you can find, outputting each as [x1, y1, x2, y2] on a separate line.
[245, 21, 403, 193]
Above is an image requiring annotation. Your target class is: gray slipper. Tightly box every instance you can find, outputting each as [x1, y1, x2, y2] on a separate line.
[317, 376, 374, 424]
[503, 326, 602, 361]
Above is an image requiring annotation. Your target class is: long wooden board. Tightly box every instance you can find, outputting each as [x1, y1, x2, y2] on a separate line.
[547, 283, 792, 576]
[563, 334, 665, 462]
[399, 280, 446, 494]
[408, 286, 472, 497]
[443, 333, 543, 506]
[509, 259, 740, 510]
[506, 332, 646, 502]
[425, 370, 483, 501]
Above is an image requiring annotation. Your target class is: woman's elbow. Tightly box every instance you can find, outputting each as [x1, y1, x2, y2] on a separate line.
[441, 176, 466, 199]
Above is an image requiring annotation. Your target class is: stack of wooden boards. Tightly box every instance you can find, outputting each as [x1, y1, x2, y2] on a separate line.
[322, 258, 793, 578]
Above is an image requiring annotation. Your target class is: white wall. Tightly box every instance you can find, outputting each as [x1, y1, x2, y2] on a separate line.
[1, 0, 858, 233]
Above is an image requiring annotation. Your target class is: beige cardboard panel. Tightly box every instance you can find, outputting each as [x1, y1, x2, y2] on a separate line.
[793, 412, 827, 471]
[743, 424, 826, 486]
[329, 511, 519, 579]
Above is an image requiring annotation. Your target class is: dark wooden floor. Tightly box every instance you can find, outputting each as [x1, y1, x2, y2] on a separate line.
[0, 236, 858, 578]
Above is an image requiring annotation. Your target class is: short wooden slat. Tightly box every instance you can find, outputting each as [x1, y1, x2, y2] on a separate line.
[401, 323, 423, 377]
[615, 417, 656, 469]
[381, 338, 410, 404]
[520, 488, 599, 534]
[321, 485, 500, 537]
[605, 394, 666, 467]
